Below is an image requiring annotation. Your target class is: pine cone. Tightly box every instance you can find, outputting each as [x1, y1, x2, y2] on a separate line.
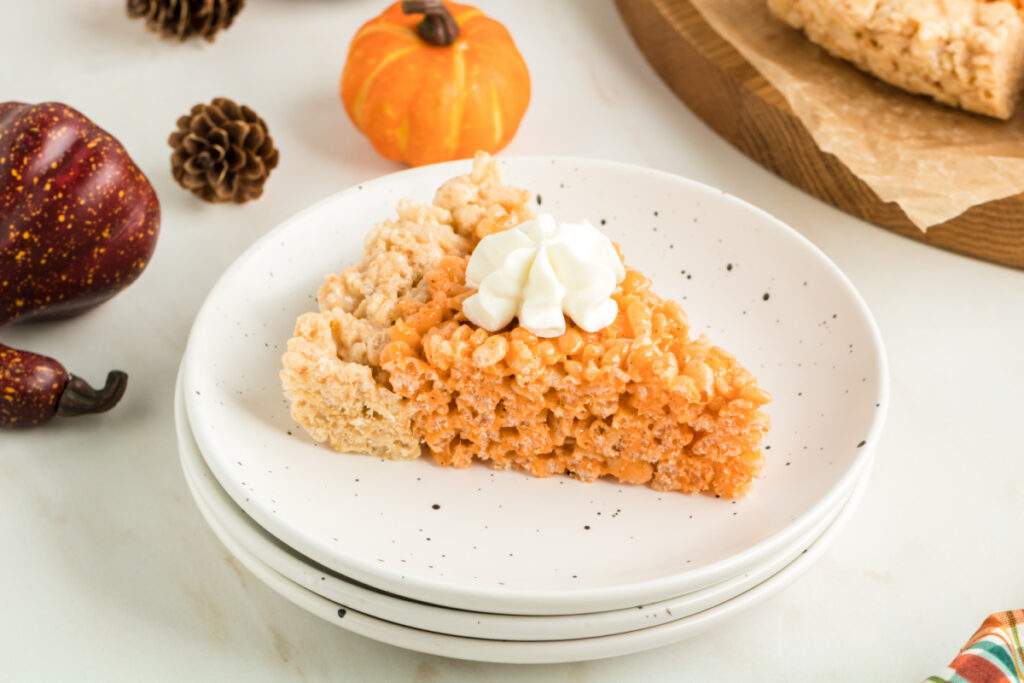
[126, 0, 245, 42]
[168, 98, 279, 204]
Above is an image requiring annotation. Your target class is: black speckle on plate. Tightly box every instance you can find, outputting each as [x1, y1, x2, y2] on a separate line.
[762, 292, 770, 301]
[337, 608, 347, 618]
[536, 194, 543, 205]
[857, 440, 866, 448]
[431, 503, 440, 510]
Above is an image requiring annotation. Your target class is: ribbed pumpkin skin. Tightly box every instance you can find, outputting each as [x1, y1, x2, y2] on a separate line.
[341, 2, 530, 167]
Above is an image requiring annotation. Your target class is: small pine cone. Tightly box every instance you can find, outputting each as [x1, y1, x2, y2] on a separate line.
[126, 0, 245, 42]
[168, 98, 279, 204]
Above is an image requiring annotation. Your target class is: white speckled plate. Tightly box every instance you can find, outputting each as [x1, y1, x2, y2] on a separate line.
[178, 374, 873, 663]
[175, 365, 860, 640]
[183, 156, 888, 614]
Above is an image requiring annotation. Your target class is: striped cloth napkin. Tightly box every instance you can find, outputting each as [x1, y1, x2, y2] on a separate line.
[927, 611, 1024, 683]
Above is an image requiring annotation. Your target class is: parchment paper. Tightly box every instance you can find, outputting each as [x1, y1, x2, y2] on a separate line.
[688, 0, 1024, 229]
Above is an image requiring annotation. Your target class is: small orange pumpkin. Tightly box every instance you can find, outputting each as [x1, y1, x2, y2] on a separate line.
[341, 1, 530, 167]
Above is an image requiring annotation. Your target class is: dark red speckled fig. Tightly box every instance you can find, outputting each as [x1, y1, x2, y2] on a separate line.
[0, 343, 127, 428]
[0, 102, 159, 428]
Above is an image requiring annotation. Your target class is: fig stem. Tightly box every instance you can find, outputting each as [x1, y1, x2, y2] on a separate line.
[402, 0, 459, 46]
[56, 371, 129, 417]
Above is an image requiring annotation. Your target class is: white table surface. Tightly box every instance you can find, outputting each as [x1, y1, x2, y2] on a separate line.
[2, 1, 1022, 680]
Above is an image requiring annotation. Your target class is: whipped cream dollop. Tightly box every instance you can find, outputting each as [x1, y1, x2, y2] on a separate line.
[462, 214, 626, 338]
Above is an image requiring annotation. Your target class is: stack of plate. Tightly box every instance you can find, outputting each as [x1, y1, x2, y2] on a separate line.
[176, 157, 888, 664]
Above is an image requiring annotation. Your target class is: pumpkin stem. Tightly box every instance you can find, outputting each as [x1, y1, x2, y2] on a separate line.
[402, 0, 459, 47]
[56, 371, 128, 418]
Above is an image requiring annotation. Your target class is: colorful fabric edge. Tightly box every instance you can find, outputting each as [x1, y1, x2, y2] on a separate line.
[927, 610, 1024, 683]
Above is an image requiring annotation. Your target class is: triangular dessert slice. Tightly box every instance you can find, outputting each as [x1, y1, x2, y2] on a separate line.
[282, 154, 770, 498]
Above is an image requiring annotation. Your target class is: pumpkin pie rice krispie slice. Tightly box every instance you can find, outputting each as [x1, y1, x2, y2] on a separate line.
[281, 154, 770, 498]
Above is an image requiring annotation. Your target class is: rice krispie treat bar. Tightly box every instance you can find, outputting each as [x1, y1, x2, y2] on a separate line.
[768, 0, 1024, 119]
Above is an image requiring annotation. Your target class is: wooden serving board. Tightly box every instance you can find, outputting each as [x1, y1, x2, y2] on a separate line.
[617, 0, 1024, 270]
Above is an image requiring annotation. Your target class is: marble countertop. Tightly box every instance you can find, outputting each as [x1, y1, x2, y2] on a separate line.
[3, 1, 1023, 680]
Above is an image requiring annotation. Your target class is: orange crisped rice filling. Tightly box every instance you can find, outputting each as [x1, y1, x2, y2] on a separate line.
[379, 256, 771, 498]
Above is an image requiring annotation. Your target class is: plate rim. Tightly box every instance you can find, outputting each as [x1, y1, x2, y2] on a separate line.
[178, 379, 875, 664]
[183, 154, 890, 614]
